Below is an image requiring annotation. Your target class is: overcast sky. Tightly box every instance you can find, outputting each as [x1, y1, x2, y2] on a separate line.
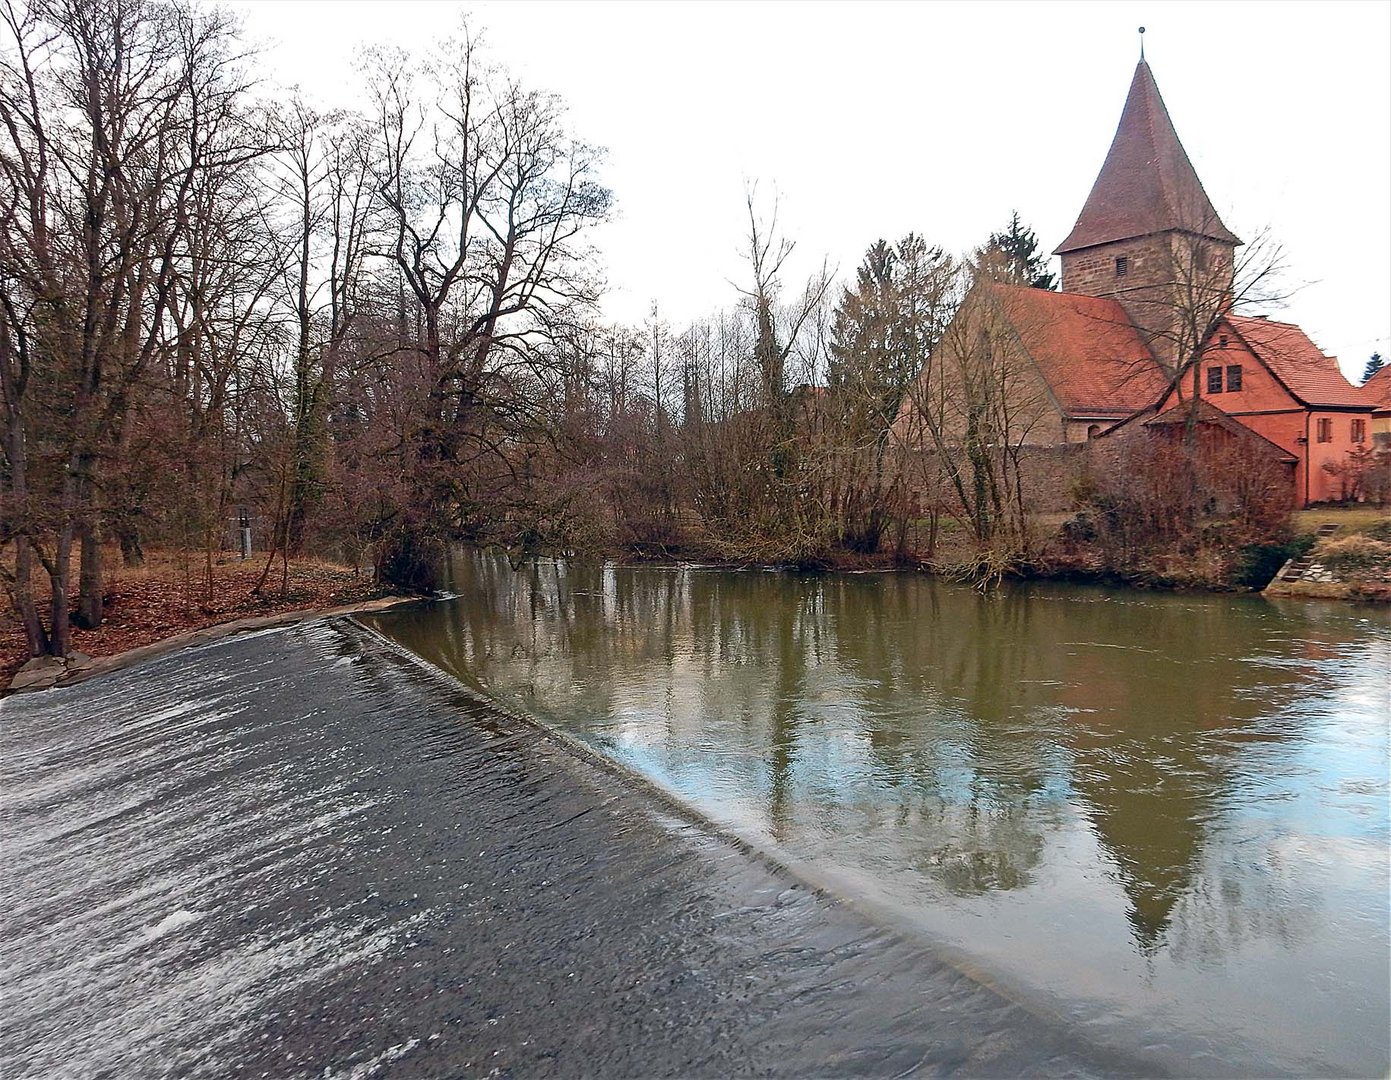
[233, 0, 1391, 381]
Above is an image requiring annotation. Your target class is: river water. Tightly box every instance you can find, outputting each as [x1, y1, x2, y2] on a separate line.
[366, 551, 1391, 1077]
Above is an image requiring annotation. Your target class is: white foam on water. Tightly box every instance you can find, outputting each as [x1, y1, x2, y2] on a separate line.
[142, 908, 202, 941]
[323, 1037, 422, 1080]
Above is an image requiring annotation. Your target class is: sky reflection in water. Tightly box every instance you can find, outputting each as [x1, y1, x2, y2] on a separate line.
[369, 552, 1391, 1076]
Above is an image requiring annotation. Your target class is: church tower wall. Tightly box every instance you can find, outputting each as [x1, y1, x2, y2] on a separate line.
[1062, 232, 1236, 370]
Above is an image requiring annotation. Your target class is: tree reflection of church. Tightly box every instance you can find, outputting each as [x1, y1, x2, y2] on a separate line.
[405, 551, 1323, 959]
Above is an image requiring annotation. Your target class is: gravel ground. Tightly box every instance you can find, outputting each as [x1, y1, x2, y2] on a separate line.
[0, 618, 1154, 1078]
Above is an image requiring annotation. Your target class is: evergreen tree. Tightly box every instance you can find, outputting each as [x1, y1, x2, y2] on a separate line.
[828, 239, 898, 397]
[828, 235, 954, 434]
[1363, 352, 1385, 384]
[977, 211, 1056, 290]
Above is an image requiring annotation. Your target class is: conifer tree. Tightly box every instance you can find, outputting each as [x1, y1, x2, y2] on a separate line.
[828, 240, 898, 396]
[829, 235, 954, 435]
[1363, 352, 1385, 384]
[977, 211, 1057, 290]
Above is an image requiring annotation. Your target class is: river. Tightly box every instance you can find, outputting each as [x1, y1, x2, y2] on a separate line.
[364, 550, 1391, 1077]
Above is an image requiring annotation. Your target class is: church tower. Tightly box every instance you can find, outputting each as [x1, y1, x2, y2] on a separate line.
[1054, 59, 1241, 371]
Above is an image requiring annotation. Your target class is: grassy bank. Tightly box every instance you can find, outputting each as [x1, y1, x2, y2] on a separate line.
[1265, 513, 1391, 601]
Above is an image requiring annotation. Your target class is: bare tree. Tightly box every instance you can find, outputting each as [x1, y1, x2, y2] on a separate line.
[364, 29, 610, 584]
[1110, 213, 1290, 430]
[268, 96, 379, 556]
[0, 0, 260, 654]
[894, 262, 1054, 572]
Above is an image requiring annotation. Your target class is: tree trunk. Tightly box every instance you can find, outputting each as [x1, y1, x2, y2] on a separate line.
[12, 536, 49, 656]
[76, 520, 103, 629]
[2, 400, 48, 654]
[75, 453, 103, 629]
[49, 520, 74, 657]
[286, 386, 325, 557]
[118, 524, 144, 567]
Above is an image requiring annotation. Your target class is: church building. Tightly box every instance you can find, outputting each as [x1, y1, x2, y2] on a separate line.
[893, 55, 1378, 507]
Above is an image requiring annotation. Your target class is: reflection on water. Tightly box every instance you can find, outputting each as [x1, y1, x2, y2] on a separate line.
[367, 551, 1391, 1076]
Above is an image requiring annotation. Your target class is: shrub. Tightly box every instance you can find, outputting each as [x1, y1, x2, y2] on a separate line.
[375, 523, 446, 593]
[1359, 518, 1391, 543]
[1060, 512, 1097, 545]
[1235, 537, 1307, 590]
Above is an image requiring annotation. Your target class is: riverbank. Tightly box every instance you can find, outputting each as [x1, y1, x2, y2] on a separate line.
[606, 507, 1391, 600]
[0, 551, 399, 690]
[0, 617, 1151, 1078]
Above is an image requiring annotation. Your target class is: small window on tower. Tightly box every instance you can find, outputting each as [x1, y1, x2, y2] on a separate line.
[1207, 367, 1223, 394]
[1219, 334, 1229, 349]
[1115, 256, 1129, 278]
[1226, 365, 1242, 391]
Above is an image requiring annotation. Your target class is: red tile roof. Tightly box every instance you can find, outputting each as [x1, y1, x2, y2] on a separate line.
[1225, 315, 1373, 408]
[987, 284, 1168, 417]
[1055, 60, 1240, 254]
[1362, 363, 1391, 410]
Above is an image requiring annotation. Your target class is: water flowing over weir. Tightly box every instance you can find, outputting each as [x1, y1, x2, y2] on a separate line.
[2, 618, 1154, 1079]
[362, 550, 1391, 1078]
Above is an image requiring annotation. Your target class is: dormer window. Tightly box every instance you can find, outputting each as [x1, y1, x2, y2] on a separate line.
[1115, 256, 1129, 278]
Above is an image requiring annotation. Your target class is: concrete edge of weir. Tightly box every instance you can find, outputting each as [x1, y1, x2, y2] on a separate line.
[2, 593, 423, 697]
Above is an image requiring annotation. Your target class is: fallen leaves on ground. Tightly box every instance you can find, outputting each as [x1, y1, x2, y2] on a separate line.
[2, 553, 388, 687]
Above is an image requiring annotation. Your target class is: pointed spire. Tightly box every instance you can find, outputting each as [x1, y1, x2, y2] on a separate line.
[1054, 59, 1241, 254]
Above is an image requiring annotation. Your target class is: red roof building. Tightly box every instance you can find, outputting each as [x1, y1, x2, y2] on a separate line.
[1364, 365, 1391, 445]
[895, 57, 1377, 507]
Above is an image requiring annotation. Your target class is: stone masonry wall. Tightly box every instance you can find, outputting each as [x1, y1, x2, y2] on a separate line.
[1061, 233, 1235, 373]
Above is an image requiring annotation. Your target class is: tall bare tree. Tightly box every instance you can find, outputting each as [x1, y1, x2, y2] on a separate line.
[268, 96, 379, 556]
[365, 30, 610, 584]
[1, 0, 260, 654]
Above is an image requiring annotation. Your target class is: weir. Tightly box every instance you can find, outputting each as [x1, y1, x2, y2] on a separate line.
[1, 617, 1146, 1079]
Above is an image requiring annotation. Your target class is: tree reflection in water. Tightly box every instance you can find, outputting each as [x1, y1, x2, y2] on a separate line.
[369, 551, 1390, 1074]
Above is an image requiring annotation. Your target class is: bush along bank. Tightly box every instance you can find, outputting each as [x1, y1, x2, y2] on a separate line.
[939, 513, 1391, 598]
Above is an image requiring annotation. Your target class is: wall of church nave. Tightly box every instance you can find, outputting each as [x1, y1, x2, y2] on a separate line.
[1017, 445, 1088, 512]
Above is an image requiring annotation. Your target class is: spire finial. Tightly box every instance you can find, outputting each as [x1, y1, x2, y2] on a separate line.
[1138, 26, 1146, 61]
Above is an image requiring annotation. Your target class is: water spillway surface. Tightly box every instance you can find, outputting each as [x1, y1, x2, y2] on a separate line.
[1, 618, 1146, 1078]
[365, 551, 1391, 1077]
